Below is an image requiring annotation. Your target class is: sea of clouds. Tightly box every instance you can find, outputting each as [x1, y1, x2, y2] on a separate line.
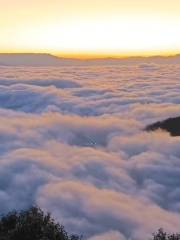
[0, 63, 180, 239]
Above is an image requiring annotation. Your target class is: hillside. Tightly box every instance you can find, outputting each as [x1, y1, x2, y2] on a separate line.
[146, 116, 180, 136]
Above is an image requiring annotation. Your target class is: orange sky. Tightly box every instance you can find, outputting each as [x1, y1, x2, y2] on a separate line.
[1, 0, 180, 57]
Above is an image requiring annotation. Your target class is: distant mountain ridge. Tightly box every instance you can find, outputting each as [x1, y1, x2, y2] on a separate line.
[0, 53, 180, 66]
[0, 53, 80, 66]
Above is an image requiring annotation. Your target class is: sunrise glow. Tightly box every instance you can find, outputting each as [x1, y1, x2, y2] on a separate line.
[1, 0, 180, 57]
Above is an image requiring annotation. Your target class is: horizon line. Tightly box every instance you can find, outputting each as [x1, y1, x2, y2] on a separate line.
[0, 52, 180, 60]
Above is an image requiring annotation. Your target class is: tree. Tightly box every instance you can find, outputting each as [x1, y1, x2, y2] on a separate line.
[153, 229, 180, 240]
[0, 207, 81, 240]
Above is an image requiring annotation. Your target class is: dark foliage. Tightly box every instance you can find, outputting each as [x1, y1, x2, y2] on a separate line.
[0, 208, 179, 240]
[152, 229, 180, 240]
[0, 207, 81, 240]
[146, 116, 180, 136]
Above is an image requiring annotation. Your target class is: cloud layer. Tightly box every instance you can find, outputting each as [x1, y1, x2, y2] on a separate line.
[0, 64, 180, 239]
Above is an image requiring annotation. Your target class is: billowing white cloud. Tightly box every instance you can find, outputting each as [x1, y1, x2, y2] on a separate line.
[0, 63, 180, 239]
[88, 230, 126, 240]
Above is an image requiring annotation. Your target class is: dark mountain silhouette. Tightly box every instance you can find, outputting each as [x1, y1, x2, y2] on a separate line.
[0, 53, 82, 66]
[0, 53, 180, 66]
[146, 116, 180, 136]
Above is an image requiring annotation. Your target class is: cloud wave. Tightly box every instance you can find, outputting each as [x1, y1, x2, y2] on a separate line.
[0, 64, 180, 239]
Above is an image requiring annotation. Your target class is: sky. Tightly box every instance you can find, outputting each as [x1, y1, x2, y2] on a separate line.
[1, 0, 180, 57]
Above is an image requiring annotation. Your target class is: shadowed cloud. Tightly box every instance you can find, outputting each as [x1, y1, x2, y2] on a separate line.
[0, 63, 180, 239]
